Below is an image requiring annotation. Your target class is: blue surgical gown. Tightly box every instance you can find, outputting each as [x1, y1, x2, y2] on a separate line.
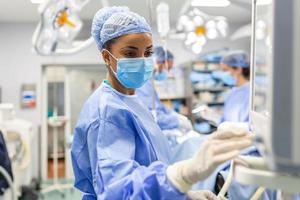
[136, 80, 180, 130]
[71, 82, 185, 200]
[220, 83, 250, 123]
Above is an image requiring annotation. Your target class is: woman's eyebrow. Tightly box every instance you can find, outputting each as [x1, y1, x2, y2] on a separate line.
[121, 46, 139, 50]
[146, 45, 153, 49]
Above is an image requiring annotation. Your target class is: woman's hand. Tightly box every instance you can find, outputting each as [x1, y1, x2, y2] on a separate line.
[167, 127, 253, 193]
[187, 190, 219, 200]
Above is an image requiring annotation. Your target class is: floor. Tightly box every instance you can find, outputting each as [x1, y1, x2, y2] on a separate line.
[38, 180, 82, 200]
[39, 188, 82, 200]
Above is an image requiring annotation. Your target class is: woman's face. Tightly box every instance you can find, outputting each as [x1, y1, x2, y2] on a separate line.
[156, 60, 174, 72]
[102, 33, 153, 73]
[101, 33, 153, 94]
[221, 63, 242, 78]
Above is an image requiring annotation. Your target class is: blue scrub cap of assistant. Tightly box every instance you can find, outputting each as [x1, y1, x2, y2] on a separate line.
[220, 51, 250, 68]
[154, 46, 174, 63]
[91, 6, 152, 50]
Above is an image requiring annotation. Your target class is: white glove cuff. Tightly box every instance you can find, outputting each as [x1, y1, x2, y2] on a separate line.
[166, 160, 192, 193]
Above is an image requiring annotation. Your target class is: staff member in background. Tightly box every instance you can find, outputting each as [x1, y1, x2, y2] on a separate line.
[219, 51, 250, 123]
[136, 47, 193, 139]
[71, 6, 253, 200]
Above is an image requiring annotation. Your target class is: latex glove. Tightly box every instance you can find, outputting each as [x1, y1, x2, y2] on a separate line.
[218, 121, 249, 133]
[175, 113, 193, 133]
[187, 190, 219, 200]
[195, 105, 221, 126]
[166, 129, 253, 193]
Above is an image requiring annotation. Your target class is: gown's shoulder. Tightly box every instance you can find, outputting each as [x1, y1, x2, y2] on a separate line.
[97, 84, 137, 129]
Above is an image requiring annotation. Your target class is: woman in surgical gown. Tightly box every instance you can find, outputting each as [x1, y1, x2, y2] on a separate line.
[71, 6, 252, 200]
[219, 51, 251, 123]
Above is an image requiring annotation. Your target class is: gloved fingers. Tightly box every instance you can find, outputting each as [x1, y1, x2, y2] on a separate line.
[246, 133, 255, 140]
[209, 133, 253, 145]
[202, 190, 219, 200]
[233, 156, 250, 167]
[206, 191, 219, 200]
[187, 190, 218, 200]
[213, 138, 253, 154]
[218, 122, 249, 133]
[209, 130, 248, 140]
[212, 150, 240, 166]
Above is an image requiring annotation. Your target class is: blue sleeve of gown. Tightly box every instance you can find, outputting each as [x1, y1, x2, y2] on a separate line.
[91, 119, 185, 200]
[155, 96, 180, 130]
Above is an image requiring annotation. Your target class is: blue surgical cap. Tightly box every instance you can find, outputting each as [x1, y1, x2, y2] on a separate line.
[221, 51, 250, 68]
[91, 6, 152, 50]
[154, 46, 174, 63]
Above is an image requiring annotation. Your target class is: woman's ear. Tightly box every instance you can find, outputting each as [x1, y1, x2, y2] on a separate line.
[236, 68, 243, 76]
[101, 50, 110, 66]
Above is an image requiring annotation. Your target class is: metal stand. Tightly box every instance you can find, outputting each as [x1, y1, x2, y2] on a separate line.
[40, 116, 73, 198]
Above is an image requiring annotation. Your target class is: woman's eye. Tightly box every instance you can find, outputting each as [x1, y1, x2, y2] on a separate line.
[145, 51, 154, 57]
[124, 52, 137, 58]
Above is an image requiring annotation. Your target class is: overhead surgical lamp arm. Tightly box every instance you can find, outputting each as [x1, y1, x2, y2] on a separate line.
[51, 37, 94, 55]
[32, 0, 109, 56]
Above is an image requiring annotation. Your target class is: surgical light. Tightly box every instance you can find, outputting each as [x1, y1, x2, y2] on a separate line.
[206, 20, 216, 29]
[185, 32, 197, 46]
[192, 42, 203, 54]
[176, 23, 184, 31]
[32, 0, 87, 56]
[191, 0, 231, 7]
[217, 20, 228, 30]
[177, 9, 228, 54]
[219, 28, 227, 37]
[185, 20, 195, 32]
[207, 28, 218, 39]
[195, 26, 206, 36]
[217, 19, 228, 37]
[186, 32, 197, 43]
[193, 16, 204, 26]
[196, 36, 207, 46]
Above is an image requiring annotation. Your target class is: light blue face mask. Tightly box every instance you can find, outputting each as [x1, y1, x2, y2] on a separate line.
[154, 70, 168, 81]
[105, 50, 154, 89]
[221, 71, 237, 86]
[212, 70, 236, 86]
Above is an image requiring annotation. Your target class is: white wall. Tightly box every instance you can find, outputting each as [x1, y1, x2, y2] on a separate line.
[0, 22, 249, 179]
[0, 22, 102, 179]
